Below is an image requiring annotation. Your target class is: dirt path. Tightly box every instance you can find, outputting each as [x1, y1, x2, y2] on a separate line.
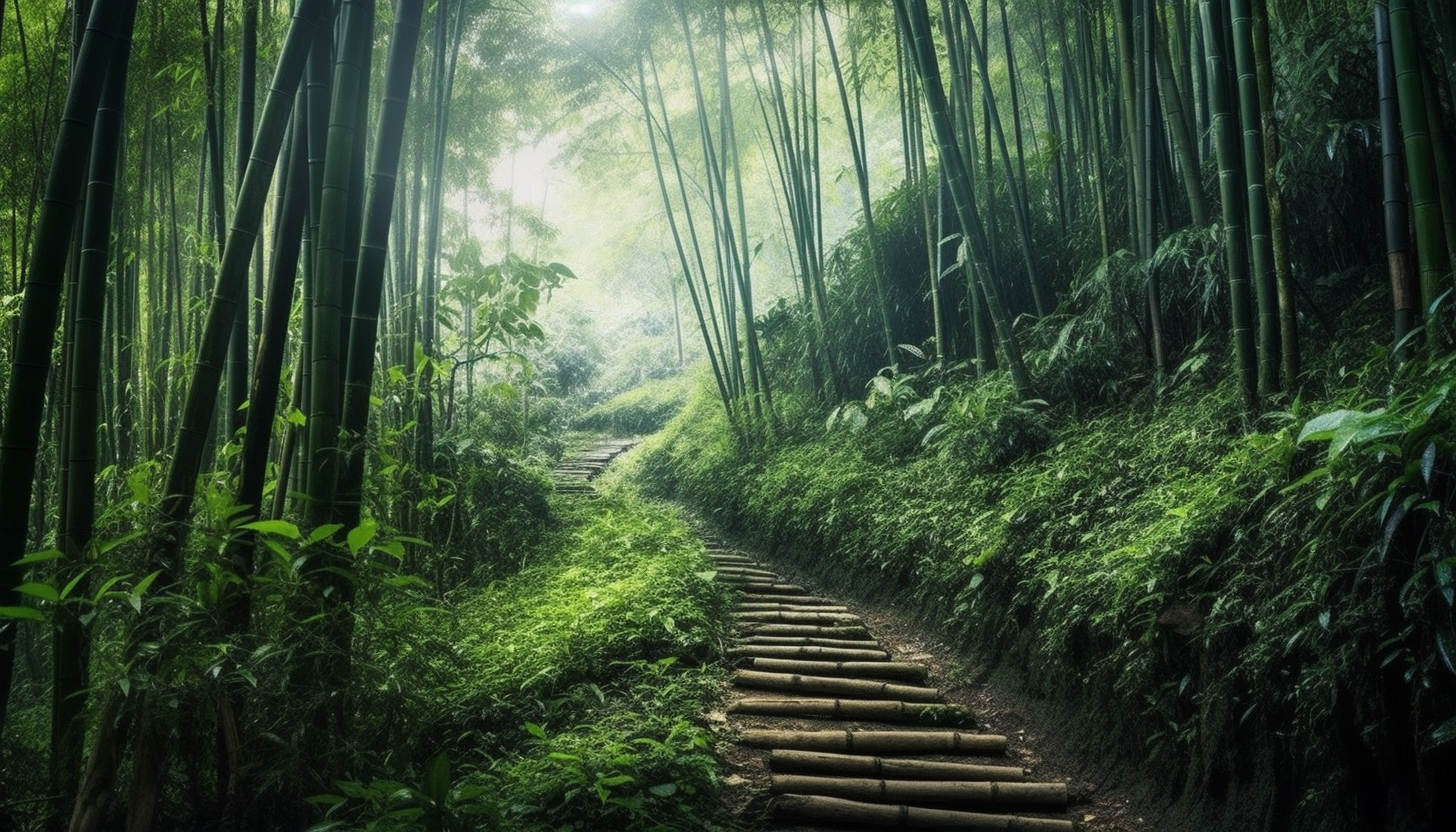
[702, 536, 1157, 832]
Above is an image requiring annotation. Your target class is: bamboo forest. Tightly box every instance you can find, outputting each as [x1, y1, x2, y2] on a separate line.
[1, 0, 1454, 829]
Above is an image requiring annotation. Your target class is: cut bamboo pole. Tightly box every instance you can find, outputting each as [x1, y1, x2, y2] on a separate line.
[726, 646, 890, 661]
[731, 593, 835, 605]
[728, 698, 972, 725]
[749, 658, 926, 682]
[772, 794, 1076, 831]
[732, 610, 861, 625]
[737, 637, 882, 650]
[716, 566, 780, 579]
[737, 603, 851, 613]
[770, 774, 1067, 807]
[733, 670, 942, 702]
[770, 750, 1027, 781]
[732, 582, 808, 594]
[740, 624, 869, 638]
[739, 730, 1006, 755]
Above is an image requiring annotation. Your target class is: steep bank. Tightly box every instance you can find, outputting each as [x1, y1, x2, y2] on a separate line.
[624, 365, 1456, 832]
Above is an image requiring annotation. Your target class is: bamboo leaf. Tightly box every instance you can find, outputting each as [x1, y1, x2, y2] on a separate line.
[0, 606, 45, 622]
[241, 519, 301, 539]
[16, 582, 59, 603]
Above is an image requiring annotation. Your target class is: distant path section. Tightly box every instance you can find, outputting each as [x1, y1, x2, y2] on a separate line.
[548, 438, 636, 495]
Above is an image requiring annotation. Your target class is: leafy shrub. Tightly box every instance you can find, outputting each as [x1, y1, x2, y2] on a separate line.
[575, 374, 694, 436]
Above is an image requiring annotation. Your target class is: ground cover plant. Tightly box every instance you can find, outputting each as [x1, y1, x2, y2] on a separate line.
[633, 329, 1456, 830]
[307, 483, 735, 832]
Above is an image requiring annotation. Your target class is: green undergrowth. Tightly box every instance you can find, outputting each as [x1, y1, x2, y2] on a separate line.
[312, 484, 736, 832]
[630, 349, 1456, 830]
[575, 374, 695, 436]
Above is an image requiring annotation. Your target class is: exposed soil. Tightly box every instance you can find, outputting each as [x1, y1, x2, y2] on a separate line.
[705, 542, 1162, 832]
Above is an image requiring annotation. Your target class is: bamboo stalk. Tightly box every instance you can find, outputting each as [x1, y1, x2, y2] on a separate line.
[727, 646, 890, 661]
[770, 750, 1027, 781]
[729, 698, 972, 725]
[772, 794, 1076, 831]
[770, 774, 1067, 807]
[740, 729, 1006, 754]
[734, 671, 941, 702]
[750, 658, 927, 682]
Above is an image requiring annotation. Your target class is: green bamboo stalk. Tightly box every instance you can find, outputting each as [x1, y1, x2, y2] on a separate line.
[1201, 0, 1256, 409]
[337, 0, 426, 532]
[1230, 0, 1280, 395]
[896, 0, 1033, 398]
[1376, 2, 1417, 353]
[0, 0, 133, 736]
[1389, 0, 1449, 313]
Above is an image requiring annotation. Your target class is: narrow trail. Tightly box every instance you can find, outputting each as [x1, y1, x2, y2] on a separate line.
[547, 438, 637, 493]
[550, 441, 1119, 831]
[700, 536, 1081, 831]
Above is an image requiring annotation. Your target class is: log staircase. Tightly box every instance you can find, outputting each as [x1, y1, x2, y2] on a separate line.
[547, 438, 636, 495]
[706, 538, 1079, 831]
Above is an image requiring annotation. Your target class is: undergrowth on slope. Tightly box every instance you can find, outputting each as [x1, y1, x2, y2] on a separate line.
[633, 337, 1456, 830]
[575, 374, 694, 436]
[308, 487, 735, 832]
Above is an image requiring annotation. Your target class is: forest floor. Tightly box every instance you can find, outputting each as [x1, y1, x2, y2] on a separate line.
[701, 535, 1161, 832]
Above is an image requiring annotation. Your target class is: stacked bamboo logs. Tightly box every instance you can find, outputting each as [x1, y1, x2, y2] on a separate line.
[547, 439, 635, 495]
[706, 539, 1078, 831]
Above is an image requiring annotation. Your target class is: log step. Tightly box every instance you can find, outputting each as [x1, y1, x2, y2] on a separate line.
[736, 602, 851, 613]
[769, 774, 1067, 808]
[747, 658, 927, 682]
[730, 593, 835, 605]
[739, 729, 1006, 755]
[733, 670, 941, 702]
[737, 637, 882, 651]
[771, 794, 1076, 831]
[726, 645, 890, 662]
[731, 610, 861, 625]
[715, 566, 781, 579]
[733, 582, 809, 594]
[728, 698, 972, 725]
[769, 749, 1027, 782]
[737, 624, 870, 639]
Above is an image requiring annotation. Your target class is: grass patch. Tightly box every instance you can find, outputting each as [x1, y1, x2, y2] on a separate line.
[310, 488, 736, 831]
[575, 375, 695, 436]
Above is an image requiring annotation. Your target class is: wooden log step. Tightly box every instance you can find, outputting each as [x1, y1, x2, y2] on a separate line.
[771, 794, 1076, 831]
[733, 581, 809, 594]
[735, 602, 851, 613]
[737, 636, 882, 650]
[770, 774, 1067, 808]
[732, 670, 941, 702]
[738, 624, 870, 639]
[739, 729, 1006, 755]
[769, 750, 1027, 782]
[711, 559, 762, 568]
[747, 658, 926, 682]
[726, 646, 890, 662]
[731, 593, 834, 605]
[731, 610, 861, 625]
[728, 698, 972, 725]
[715, 566, 781, 579]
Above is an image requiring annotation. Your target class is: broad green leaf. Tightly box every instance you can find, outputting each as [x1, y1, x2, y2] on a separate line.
[306, 523, 345, 545]
[347, 519, 378, 555]
[16, 582, 59, 603]
[0, 606, 45, 622]
[423, 752, 450, 804]
[648, 782, 678, 797]
[12, 548, 63, 566]
[524, 722, 546, 739]
[97, 529, 143, 555]
[241, 519, 301, 539]
[1297, 409, 1367, 444]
